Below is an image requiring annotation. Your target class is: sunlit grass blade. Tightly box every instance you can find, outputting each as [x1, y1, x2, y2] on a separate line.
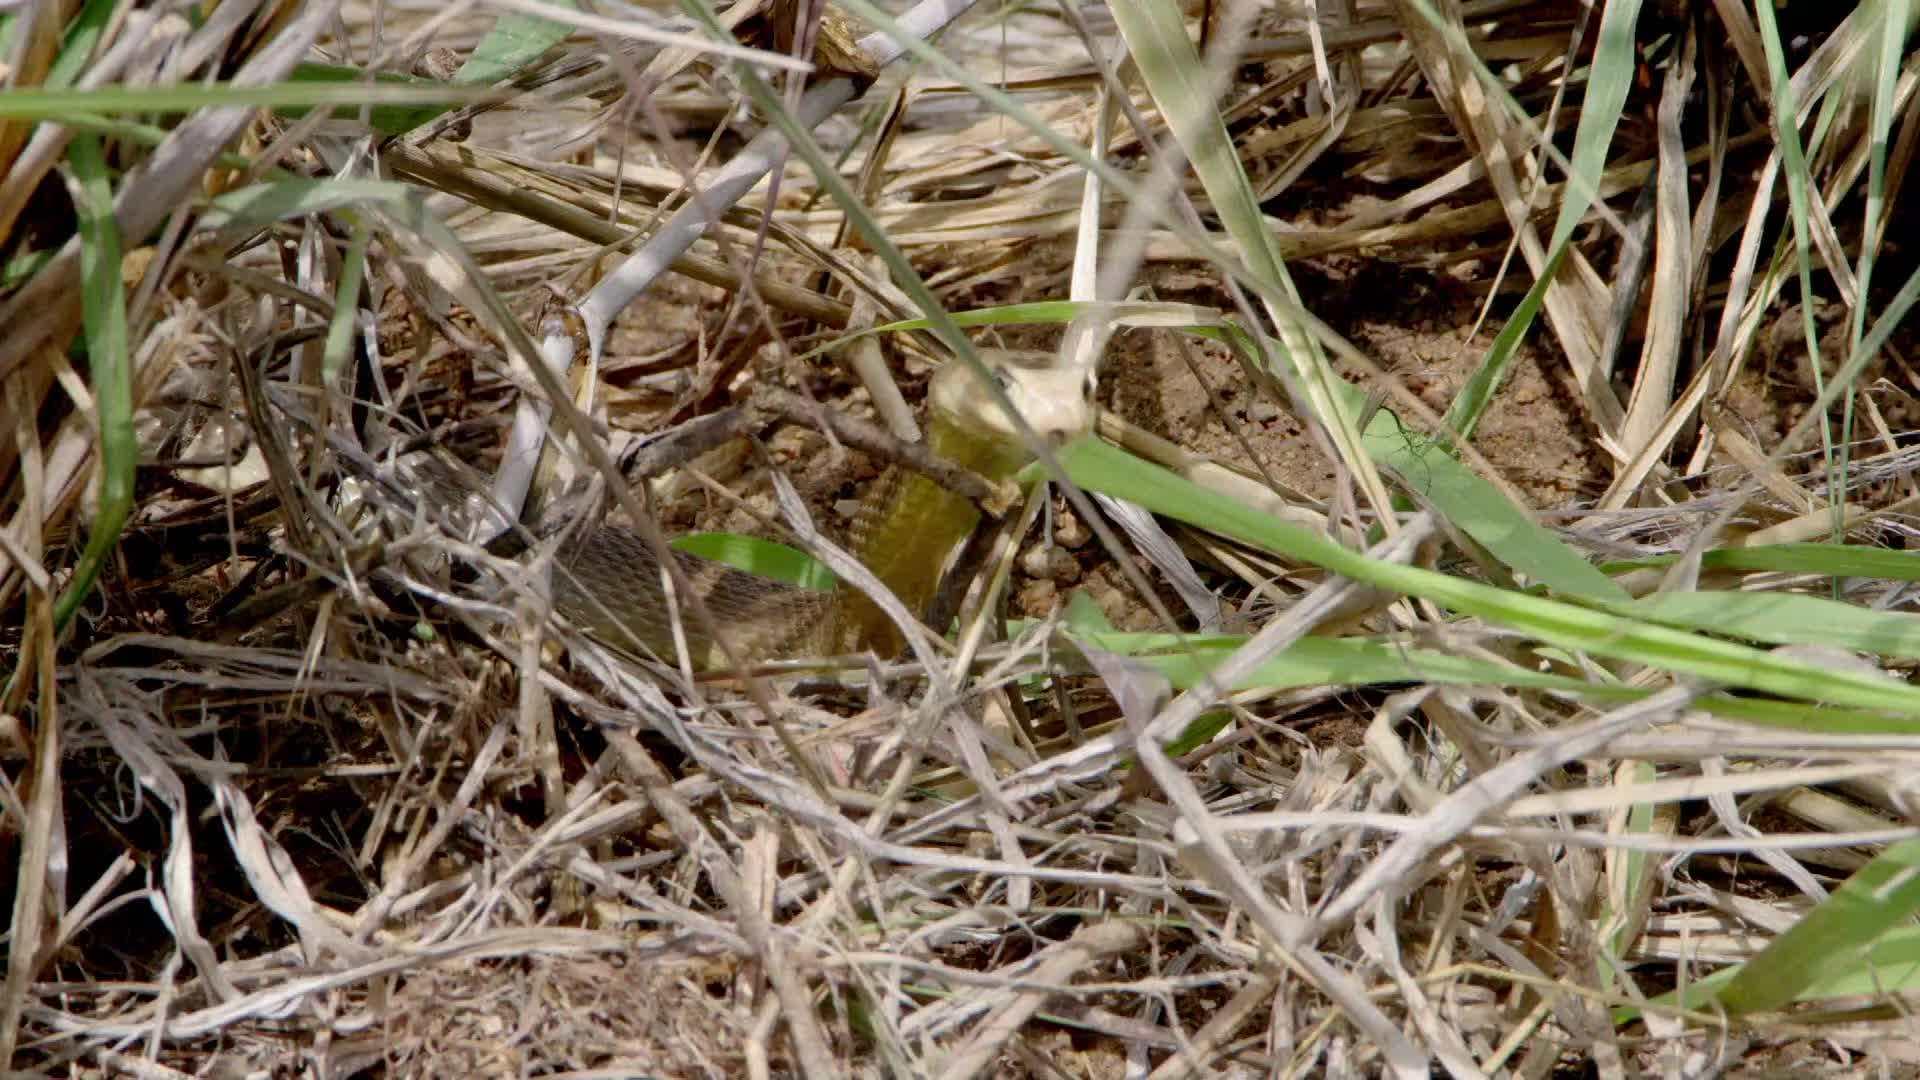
[1603, 542, 1920, 580]
[1628, 838, 1920, 1020]
[1440, 0, 1644, 443]
[1105, 0, 1394, 522]
[1058, 435, 1920, 715]
[1625, 590, 1920, 660]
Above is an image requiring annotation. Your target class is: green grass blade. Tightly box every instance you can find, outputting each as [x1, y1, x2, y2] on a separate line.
[321, 220, 371, 386]
[1046, 626, 1913, 730]
[1602, 542, 1920, 581]
[1695, 838, 1920, 1016]
[1065, 629, 1614, 696]
[52, 132, 132, 634]
[284, 63, 480, 133]
[0, 81, 494, 120]
[1440, 244, 1571, 444]
[46, 0, 119, 90]
[1545, 0, 1645, 252]
[1626, 590, 1920, 661]
[1759, 925, 1920, 1003]
[1059, 436, 1920, 715]
[199, 178, 426, 230]
[1752, 0, 1838, 539]
[1356, 385, 1628, 603]
[1597, 762, 1660, 972]
[1438, 0, 1642, 441]
[1105, 0, 1389, 520]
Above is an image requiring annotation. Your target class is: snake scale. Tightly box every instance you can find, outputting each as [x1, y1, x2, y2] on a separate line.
[531, 350, 1089, 668]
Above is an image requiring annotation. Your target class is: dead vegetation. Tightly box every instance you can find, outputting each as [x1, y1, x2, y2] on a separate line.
[6, 0, 1920, 1075]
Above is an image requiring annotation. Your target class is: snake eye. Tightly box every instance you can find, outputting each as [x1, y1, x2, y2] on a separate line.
[989, 367, 1013, 391]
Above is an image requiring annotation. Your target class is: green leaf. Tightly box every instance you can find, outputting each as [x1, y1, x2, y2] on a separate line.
[1640, 838, 1920, 1018]
[455, 8, 577, 87]
[1356, 391, 1628, 603]
[670, 533, 836, 592]
[1627, 590, 1920, 662]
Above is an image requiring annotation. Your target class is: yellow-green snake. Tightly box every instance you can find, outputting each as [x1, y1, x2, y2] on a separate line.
[543, 350, 1089, 668]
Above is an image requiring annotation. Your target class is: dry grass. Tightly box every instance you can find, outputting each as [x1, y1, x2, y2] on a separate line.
[6, 0, 1920, 1075]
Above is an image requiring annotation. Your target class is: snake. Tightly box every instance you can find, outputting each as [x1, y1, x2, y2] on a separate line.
[533, 350, 1090, 669]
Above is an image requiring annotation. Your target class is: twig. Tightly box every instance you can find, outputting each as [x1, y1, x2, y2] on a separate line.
[572, 0, 991, 358]
[934, 920, 1146, 1080]
[749, 384, 1006, 510]
[0, 1, 344, 381]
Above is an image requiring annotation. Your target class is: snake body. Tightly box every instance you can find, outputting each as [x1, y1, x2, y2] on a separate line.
[542, 351, 1088, 668]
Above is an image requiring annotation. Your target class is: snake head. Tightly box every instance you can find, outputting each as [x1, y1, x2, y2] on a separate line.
[928, 348, 1095, 453]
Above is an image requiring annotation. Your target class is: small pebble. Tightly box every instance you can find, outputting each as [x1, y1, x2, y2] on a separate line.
[1017, 579, 1057, 616]
[1054, 508, 1090, 549]
[1020, 546, 1051, 579]
[1046, 548, 1081, 584]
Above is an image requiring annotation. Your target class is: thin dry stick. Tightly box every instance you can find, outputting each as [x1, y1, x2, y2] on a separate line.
[0, 0, 344, 380]
[1125, 552, 1434, 1076]
[575, 0, 990, 354]
[934, 920, 1146, 1080]
[0, 590, 59, 1063]
[381, 142, 855, 327]
[1145, 972, 1282, 1079]
[1313, 684, 1703, 932]
[601, 729, 839, 1078]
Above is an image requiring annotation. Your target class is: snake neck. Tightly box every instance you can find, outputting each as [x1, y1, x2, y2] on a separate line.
[833, 413, 1027, 657]
[544, 395, 1038, 669]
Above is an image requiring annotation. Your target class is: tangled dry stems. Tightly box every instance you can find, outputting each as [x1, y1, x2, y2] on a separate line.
[6, 0, 1920, 1075]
